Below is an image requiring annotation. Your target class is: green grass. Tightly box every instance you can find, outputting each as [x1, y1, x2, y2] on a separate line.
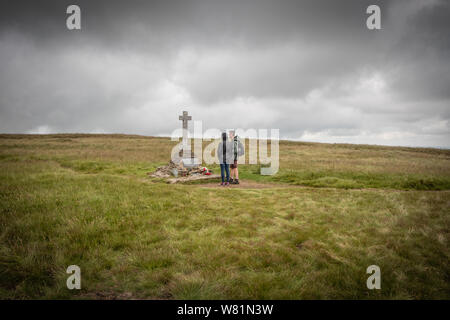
[270, 169, 450, 190]
[0, 134, 449, 299]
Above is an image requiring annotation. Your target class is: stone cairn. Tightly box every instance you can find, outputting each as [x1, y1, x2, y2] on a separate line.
[150, 160, 206, 178]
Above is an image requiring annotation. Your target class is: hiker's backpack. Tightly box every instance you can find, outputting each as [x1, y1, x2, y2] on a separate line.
[234, 136, 245, 158]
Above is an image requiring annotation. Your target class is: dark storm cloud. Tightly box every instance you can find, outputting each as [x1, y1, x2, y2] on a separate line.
[383, 1, 450, 102]
[0, 0, 449, 147]
[1, 0, 386, 53]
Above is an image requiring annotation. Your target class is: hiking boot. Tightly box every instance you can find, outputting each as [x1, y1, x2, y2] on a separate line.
[234, 179, 240, 184]
[229, 178, 234, 184]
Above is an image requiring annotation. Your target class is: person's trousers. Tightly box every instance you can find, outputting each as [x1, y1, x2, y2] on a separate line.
[220, 164, 230, 183]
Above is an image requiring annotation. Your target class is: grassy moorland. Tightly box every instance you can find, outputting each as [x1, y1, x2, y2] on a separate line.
[0, 134, 449, 299]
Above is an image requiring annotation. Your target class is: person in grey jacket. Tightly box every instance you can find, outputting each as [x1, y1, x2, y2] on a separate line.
[217, 131, 232, 186]
[229, 130, 244, 184]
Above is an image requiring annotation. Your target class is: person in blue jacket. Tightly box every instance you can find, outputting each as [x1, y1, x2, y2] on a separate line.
[217, 131, 232, 186]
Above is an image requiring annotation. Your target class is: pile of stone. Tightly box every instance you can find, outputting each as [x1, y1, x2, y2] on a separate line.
[149, 159, 211, 179]
[149, 159, 220, 183]
[149, 160, 185, 178]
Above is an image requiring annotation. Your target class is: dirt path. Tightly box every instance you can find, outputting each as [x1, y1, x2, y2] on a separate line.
[192, 180, 450, 192]
[195, 180, 301, 189]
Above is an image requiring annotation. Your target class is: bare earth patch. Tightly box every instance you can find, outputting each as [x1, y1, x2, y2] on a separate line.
[195, 180, 287, 189]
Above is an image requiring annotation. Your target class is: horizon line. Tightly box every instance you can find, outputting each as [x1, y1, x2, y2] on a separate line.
[0, 132, 449, 151]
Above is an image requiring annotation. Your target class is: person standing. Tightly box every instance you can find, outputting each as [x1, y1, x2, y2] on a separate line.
[229, 130, 244, 184]
[218, 131, 231, 186]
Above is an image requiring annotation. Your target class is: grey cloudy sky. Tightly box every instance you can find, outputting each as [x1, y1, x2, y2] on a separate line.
[0, 0, 449, 147]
